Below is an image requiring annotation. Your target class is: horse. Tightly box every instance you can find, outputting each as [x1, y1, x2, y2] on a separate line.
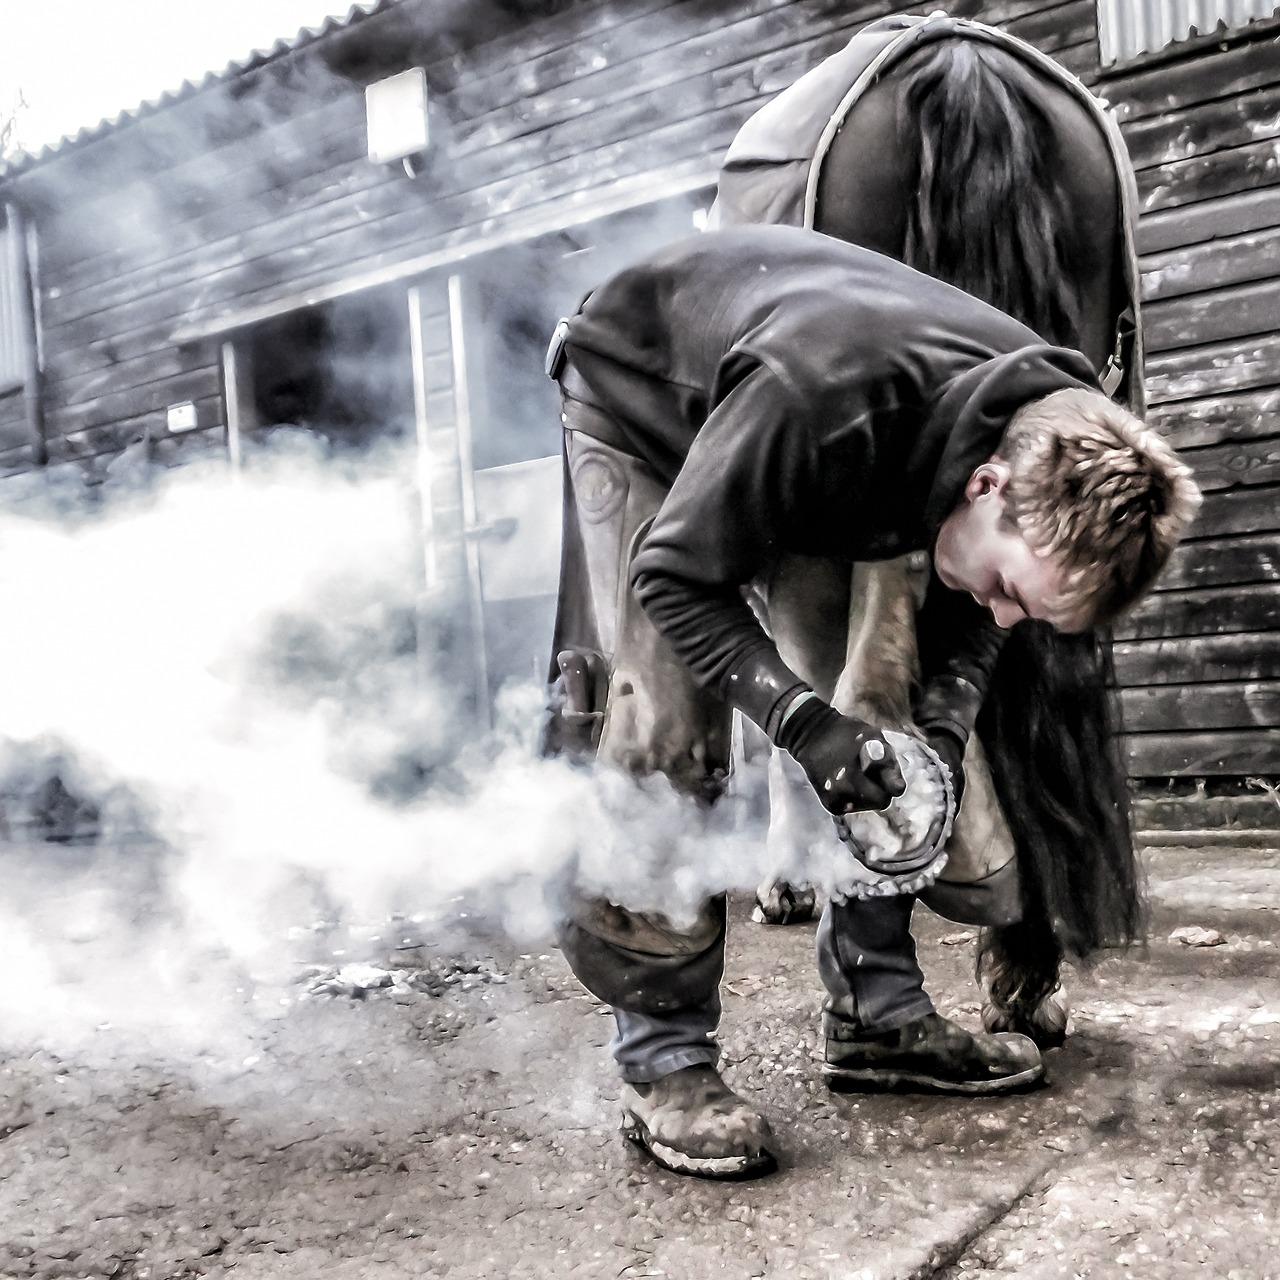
[711, 13, 1145, 1043]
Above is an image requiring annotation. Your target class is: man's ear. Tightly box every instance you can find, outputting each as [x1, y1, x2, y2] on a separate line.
[964, 458, 1012, 503]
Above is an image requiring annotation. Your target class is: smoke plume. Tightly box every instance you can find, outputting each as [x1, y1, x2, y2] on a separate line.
[0, 440, 855, 1067]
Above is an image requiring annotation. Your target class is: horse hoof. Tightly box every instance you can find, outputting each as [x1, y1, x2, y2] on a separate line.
[752, 880, 817, 926]
[982, 986, 1070, 1049]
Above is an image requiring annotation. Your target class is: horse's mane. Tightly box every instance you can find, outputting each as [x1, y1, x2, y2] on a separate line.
[901, 38, 1082, 349]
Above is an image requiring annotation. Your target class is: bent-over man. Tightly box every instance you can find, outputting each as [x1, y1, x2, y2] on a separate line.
[543, 225, 1199, 1179]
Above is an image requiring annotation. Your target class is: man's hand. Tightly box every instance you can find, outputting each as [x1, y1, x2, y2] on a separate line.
[922, 726, 965, 807]
[775, 697, 905, 814]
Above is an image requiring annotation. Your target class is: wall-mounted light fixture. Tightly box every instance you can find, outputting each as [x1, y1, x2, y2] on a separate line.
[166, 401, 199, 434]
[366, 68, 430, 178]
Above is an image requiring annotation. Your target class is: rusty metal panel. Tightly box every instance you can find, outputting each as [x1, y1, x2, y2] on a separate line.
[1099, 0, 1280, 65]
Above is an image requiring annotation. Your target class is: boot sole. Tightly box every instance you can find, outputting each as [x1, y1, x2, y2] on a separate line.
[823, 1061, 1046, 1096]
[621, 1112, 778, 1180]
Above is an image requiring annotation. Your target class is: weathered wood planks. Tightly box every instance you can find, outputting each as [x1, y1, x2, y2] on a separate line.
[1117, 581, 1280, 641]
[1156, 533, 1280, 592]
[1120, 680, 1280, 732]
[1190, 485, 1280, 541]
[1112, 16, 1280, 774]
[1137, 186, 1280, 255]
[1124, 729, 1278, 777]
[1143, 276, 1280, 352]
[1114, 630, 1278, 684]
[1146, 332, 1280, 403]
[1181, 437, 1280, 494]
[1152, 386, 1280, 450]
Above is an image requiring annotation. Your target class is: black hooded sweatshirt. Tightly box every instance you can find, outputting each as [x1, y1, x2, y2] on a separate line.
[557, 225, 1100, 736]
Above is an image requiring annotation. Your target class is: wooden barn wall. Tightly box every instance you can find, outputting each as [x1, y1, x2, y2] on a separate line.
[3, 0, 1273, 795]
[0, 392, 29, 464]
[0, 0, 1097, 480]
[1101, 28, 1280, 782]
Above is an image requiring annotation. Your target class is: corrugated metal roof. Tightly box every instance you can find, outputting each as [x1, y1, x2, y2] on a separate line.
[0, 1, 395, 178]
[1098, 0, 1280, 64]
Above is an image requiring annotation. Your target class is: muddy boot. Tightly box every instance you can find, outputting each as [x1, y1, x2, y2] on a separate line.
[620, 1064, 778, 1179]
[983, 986, 1070, 1050]
[824, 1012, 1045, 1095]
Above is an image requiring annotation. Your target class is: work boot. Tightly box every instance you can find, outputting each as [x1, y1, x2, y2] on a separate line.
[620, 1064, 778, 1179]
[824, 1011, 1044, 1095]
[983, 986, 1071, 1050]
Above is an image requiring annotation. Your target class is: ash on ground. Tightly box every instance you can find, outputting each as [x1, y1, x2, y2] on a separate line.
[300, 956, 507, 1001]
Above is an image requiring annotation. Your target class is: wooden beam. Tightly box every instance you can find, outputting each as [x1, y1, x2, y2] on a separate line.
[167, 159, 719, 345]
[1123, 729, 1279, 777]
[1119, 680, 1280, 732]
[1137, 136, 1280, 217]
[1114, 630, 1279, 684]
[1146, 331, 1280, 402]
[1142, 227, 1280, 303]
[1154, 532, 1280, 592]
[1137, 186, 1280, 255]
[1117, 581, 1280, 642]
[1143, 277, 1280, 352]
[1151, 387, 1280, 450]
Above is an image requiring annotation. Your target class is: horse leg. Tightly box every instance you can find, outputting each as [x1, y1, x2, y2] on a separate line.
[752, 553, 923, 925]
[751, 553, 851, 925]
[830, 555, 927, 726]
[834, 556, 1070, 1047]
[979, 925, 1070, 1049]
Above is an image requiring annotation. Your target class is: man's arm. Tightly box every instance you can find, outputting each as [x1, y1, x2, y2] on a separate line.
[630, 365, 902, 812]
[628, 365, 812, 717]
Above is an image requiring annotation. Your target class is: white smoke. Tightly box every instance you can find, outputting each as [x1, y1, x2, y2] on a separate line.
[0, 441, 827, 1065]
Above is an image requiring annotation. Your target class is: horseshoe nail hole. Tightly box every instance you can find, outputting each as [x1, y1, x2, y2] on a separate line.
[617, 682, 634, 697]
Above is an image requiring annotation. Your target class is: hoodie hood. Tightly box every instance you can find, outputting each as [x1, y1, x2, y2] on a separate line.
[919, 346, 1101, 531]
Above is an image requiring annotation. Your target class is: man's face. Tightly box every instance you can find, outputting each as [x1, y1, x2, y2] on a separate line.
[934, 461, 1079, 631]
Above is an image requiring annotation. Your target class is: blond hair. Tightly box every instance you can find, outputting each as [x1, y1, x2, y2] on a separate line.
[999, 388, 1202, 627]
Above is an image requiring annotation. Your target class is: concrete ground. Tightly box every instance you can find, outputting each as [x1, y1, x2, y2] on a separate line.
[0, 842, 1276, 1280]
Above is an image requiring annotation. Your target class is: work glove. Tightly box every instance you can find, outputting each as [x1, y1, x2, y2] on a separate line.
[921, 725, 965, 808]
[775, 696, 905, 815]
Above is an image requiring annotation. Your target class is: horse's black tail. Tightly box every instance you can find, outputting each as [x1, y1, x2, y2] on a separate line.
[903, 38, 1142, 974]
[902, 38, 1081, 348]
[976, 624, 1144, 964]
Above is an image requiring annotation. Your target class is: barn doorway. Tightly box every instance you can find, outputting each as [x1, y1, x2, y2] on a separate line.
[230, 286, 416, 458]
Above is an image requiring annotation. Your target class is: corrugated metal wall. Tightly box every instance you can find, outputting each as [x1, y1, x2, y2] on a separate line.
[1098, 0, 1280, 65]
